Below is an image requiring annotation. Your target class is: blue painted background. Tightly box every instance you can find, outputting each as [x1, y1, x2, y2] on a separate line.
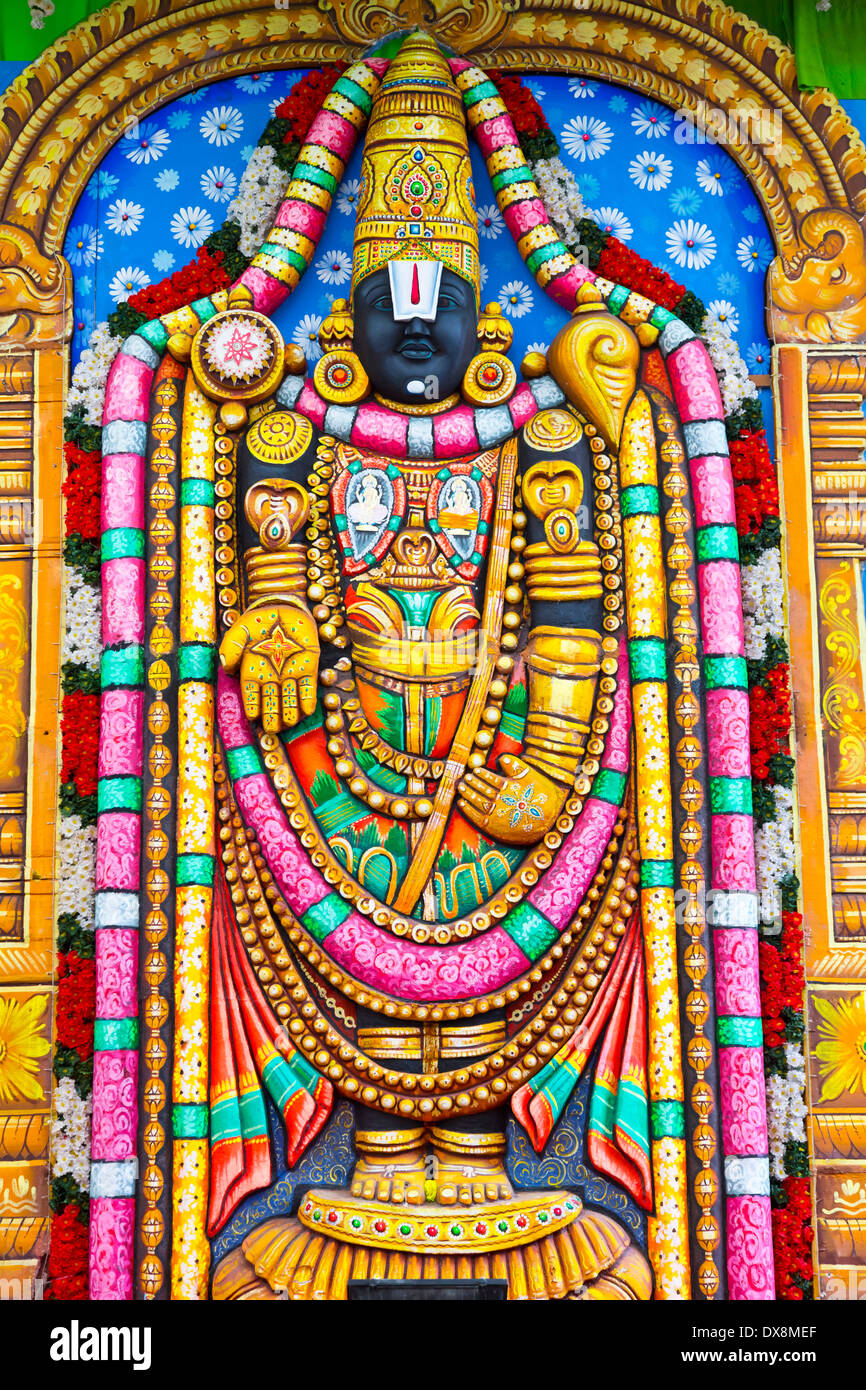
[64, 68, 775, 386]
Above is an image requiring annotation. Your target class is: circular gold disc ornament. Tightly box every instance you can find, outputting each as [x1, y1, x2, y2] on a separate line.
[191, 309, 286, 404]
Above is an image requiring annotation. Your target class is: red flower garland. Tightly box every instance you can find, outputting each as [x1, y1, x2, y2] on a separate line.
[127, 245, 232, 321]
[60, 690, 100, 798]
[772, 1177, 814, 1299]
[45, 1204, 89, 1301]
[596, 237, 686, 310]
[749, 664, 791, 780]
[62, 444, 101, 540]
[55, 952, 96, 1058]
[274, 65, 346, 143]
[730, 430, 779, 537]
[487, 70, 549, 139]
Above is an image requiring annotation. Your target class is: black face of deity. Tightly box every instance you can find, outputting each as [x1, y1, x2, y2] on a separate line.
[352, 266, 478, 404]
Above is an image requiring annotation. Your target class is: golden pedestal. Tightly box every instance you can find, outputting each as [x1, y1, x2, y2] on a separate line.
[212, 1189, 652, 1301]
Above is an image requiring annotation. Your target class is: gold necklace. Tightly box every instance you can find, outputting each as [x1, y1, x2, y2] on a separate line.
[372, 391, 460, 416]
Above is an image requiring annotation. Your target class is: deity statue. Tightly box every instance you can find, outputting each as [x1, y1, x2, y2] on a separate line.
[104, 30, 754, 1301]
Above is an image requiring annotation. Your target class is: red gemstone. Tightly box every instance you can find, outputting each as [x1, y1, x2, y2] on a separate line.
[552, 1206, 563, 1217]
[410, 206, 422, 217]
[516, 1216, 528, 1229]
[426, 1225, 438, 1237]
[327, 1210, 338, 1223]
[475, 1222, 487, 1235]
[333, 367, 348, 383]
[374, 1219, 387, 1233]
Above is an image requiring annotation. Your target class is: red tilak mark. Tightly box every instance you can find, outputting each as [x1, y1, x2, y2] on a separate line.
[411, 263, 420, 305]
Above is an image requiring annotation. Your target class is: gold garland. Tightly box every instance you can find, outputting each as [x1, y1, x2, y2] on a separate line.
[216, 745, 639, 1116]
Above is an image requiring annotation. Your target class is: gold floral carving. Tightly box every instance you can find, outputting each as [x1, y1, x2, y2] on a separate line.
[768, 211, 866, 344]
[819, 563, 866, 790]
[0, 577, 27, 783]
[0, 224, 66, 342]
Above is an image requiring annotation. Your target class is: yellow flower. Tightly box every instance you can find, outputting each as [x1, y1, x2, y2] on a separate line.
[0, 994, 50, 1105]
[814, 991, 866, 1102]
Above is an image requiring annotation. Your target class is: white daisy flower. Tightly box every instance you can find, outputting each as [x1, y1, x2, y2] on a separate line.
[629, 150, 674, 191]
[315, 249, 352, 285]
[155, 168, 179, 192]
[480, 263, 489, 289]
[559, 115, 613, 162]
[170, 206, 214, 249]
[200, 105, 244, 147]
[336, 178, 362, 216]
[499, 280, 534, 319]
[568, 77, 596, 99]
[524, 341, 549, 355]
[631, 101, 670, 139]
[665, 219, 717, 270]
[108, 265, 150, 302]
[123, 121, 170, 165]
[200, 165, 238, 203]
[235, 73, 274, 95]
[736, 234, 773, 273]
[105, 198, 144, 237]
[67, 224, 103, 267]
[587, 206, 633, 242]
[293, 313, 324, 362]
[153, 249, 175, 272]
[706, 300, 740, 334]
[696, 157, 729, 197]
[524, 79, 546, 101]
[477, 203, 504, 239]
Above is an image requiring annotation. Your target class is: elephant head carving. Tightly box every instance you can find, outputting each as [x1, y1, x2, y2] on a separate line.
[768, 209, 866, 344]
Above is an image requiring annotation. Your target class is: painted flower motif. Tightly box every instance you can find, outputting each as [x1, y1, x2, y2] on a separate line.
[477, 203, 504, 239]
[155, 168, 180, 193]
[170, 206, 215, 249]
[315, 250, 352, 286]
[707, 300, 740, 334]
[578, 172, 600, 202]
[742, 203, 762, 224]
[631, 101, 670, 139]
[524, 79, 547, 101]
[567, 77, 596, 99]
[85, 169, 119, 201]
[666, 219, 716, 270]
[608, 93, 627, 114]
[66, 224, 103, 267]
[629, 150, 674, 191]
[669, 186, 701, 217]
[336, 178, 362, 216]
[153, 249, 176, 272]
[736, 234, 773, 273]
[498, 280, 533, 319]
[560, 115, 613, 162]
[180, 88, 206, 105]
[696, 155, 735, 197]
[716, 270, 740, 296]
[123, 121, 171, 165]
[105, 198, 144, 237]
[814, 992, 866, 1101]
[0, 994, 50, 1104]
[293, 313, 324, 363]
[200, 165, 238, 203]
[501, 779, 545, 829]
[200, 105, 244, 146]
[524, 341, 549, 356]
[108, 266, 151, 302]
[587, 206, 633, 242]
[235, 72, 274, 94]
[746, 341, 771, 373]
[167, 109, 191, 131]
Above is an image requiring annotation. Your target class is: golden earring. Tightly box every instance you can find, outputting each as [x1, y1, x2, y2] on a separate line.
[461, 300, 517, 407]
[313, 296, 370, 404]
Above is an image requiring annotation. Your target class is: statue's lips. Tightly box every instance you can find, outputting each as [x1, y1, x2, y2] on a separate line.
[397, 340, 435, 360]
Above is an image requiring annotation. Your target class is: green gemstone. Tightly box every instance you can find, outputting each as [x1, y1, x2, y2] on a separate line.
[497, 1220, 508, 1233]
[450, 1224, 462, 1237]
[350, 1217, 362, 1230]
[313, 1209, 322, 1222]
[538, 1212, 549, 1223]
[399, 1223, 411, 1236]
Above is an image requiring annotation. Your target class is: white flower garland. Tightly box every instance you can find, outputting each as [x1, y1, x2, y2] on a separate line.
[531, 156, 585, 249]
[66, 322, 122, 427]
[226, 145, 292, 259]
[50, 1077, 92, 1190]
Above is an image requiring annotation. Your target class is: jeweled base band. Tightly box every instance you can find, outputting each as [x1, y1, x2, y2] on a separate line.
[212, 1200, 652, 1300]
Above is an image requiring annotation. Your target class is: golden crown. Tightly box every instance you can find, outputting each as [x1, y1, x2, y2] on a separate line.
[352, 32, 480, 304]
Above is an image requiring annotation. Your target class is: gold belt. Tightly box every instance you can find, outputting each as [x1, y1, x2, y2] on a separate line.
[357, 1020, 507, 1069]
[348, 625, 482, 681]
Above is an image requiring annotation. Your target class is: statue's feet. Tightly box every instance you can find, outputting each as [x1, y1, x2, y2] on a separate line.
[349, 1154, 426, 1206]
[436, 1156, 514, 1207]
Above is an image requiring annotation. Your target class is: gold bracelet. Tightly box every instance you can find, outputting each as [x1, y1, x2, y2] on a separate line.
[244, 543, 308, 603]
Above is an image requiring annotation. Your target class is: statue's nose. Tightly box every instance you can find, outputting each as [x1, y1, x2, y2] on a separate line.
[403, 316, 432, 337]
